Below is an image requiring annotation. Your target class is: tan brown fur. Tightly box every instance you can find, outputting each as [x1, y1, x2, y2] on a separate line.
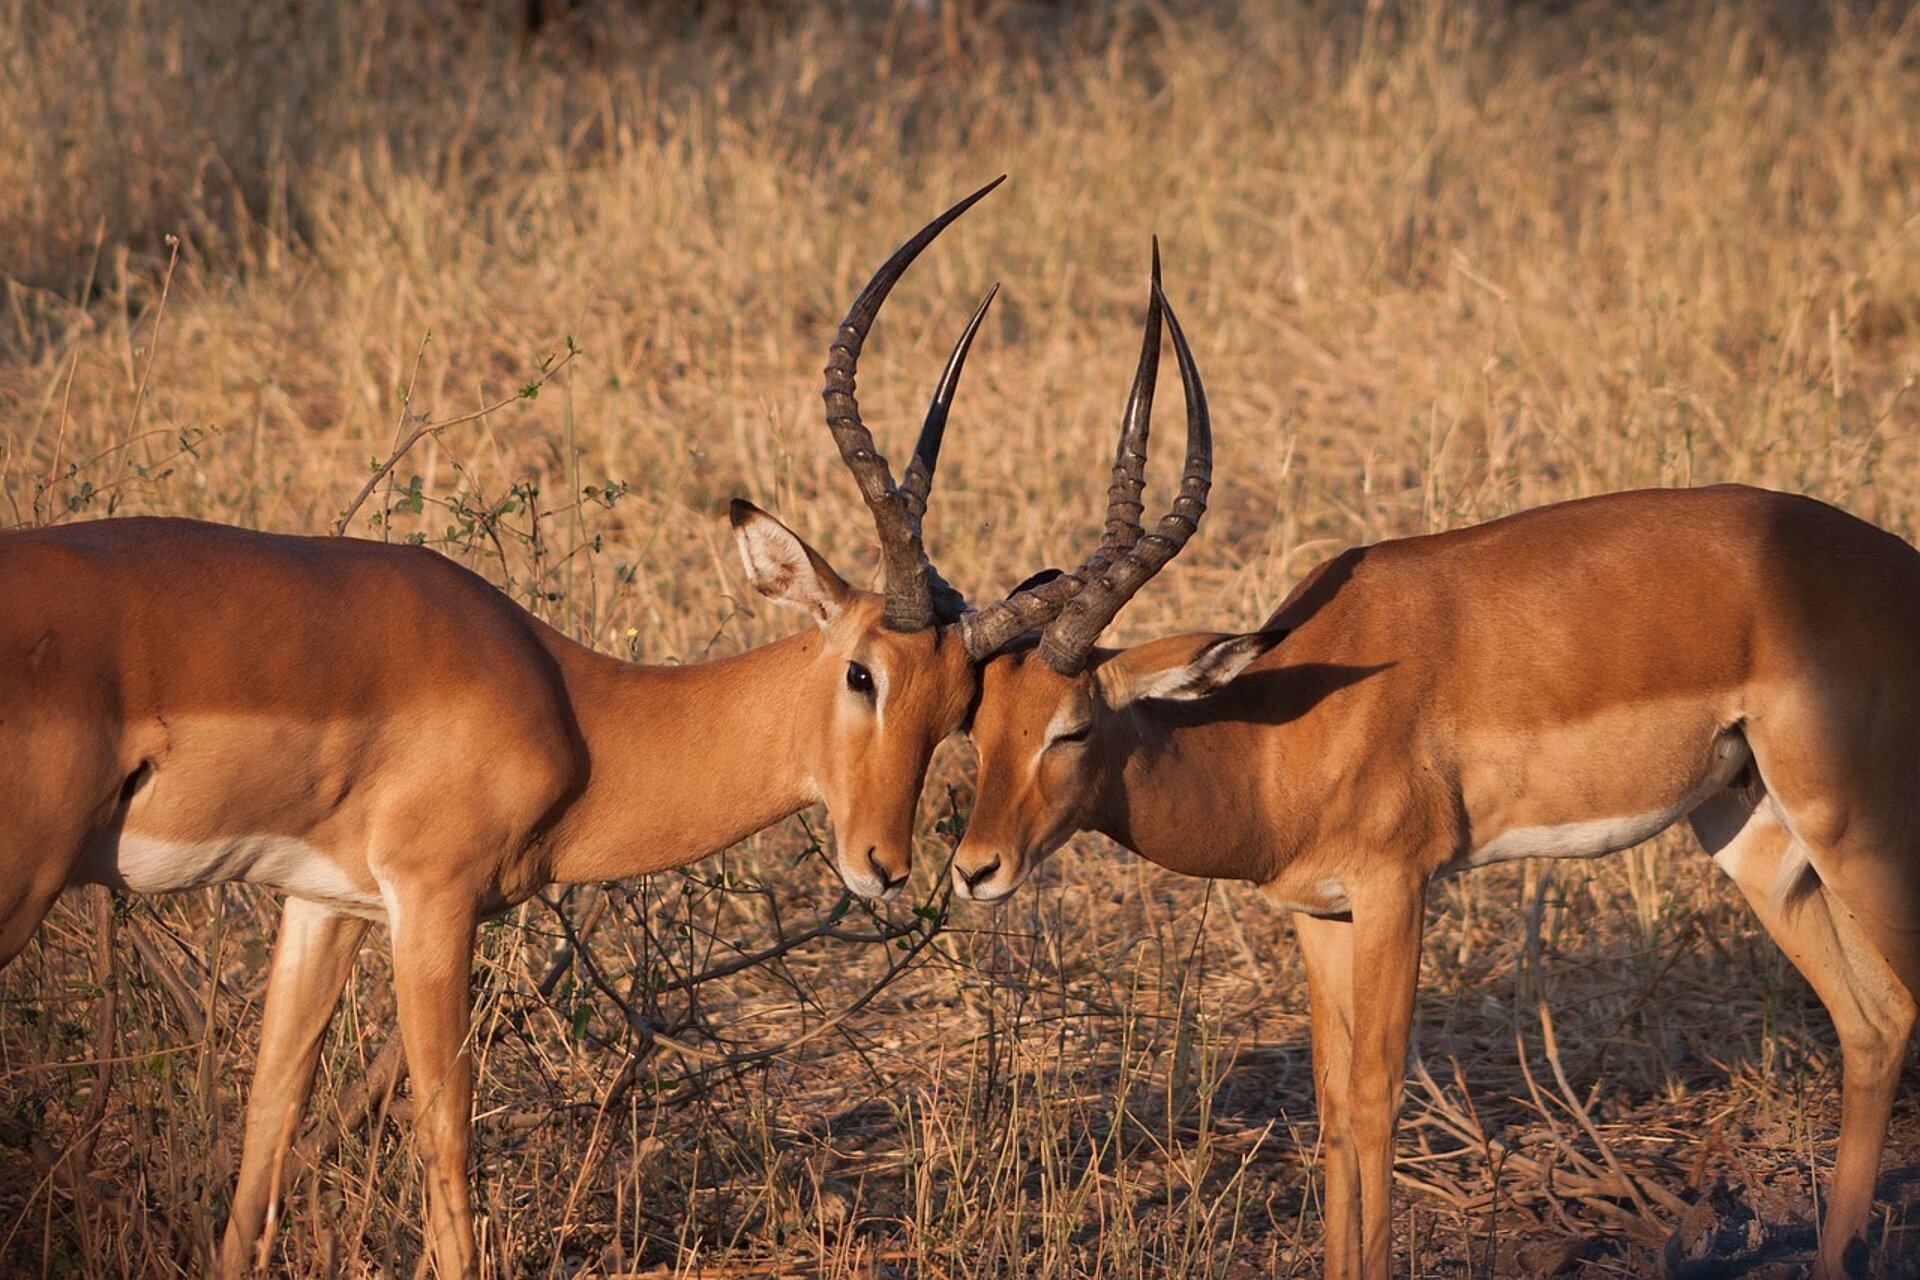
[957, 484, 1920, 1280]
[0, 514, 977, 1277]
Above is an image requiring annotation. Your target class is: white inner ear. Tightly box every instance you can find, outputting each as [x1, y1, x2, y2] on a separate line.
[734, 517, 841, 627]
[1114, 635, 1271, 705]
[1117, 664, 1215, 704]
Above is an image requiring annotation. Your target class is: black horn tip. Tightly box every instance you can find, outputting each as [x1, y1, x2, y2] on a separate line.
[906, 279, 1004, 508]
[976, 174, 1010, 201]
[1151, 236, 1161, 284]
[841, 176, 1009, 331]
[947, 283, 1001, 364]
[956, 282, 1000, 354]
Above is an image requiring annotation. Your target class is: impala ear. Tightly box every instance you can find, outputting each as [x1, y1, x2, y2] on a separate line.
[1005, 568, 1065, 598]
[1107, 631, 1286, 705]
[730, 499, 852, 627]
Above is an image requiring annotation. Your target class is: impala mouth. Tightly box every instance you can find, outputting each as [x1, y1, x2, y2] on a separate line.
[952, 853, 1021, 904]
[839, 845, 908, 901]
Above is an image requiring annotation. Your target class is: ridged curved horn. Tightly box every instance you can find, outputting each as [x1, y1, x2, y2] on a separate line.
[823, 176, 1005, 631]
[956, 562, 1089, 661]
[1090, 239, 1162, 568]
[902, 283, 998, 527]
[902, 285, 999, 621]
[957, 244, 1175, 662]
[1032, 279, 1210, 674]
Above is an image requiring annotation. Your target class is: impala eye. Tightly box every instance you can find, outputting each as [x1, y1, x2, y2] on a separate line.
[846, 662, 875, 697]
[1051, 724, 1091, 747]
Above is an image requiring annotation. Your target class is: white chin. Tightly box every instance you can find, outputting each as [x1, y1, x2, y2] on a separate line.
[954, 875, 1015, 905]
[838, 865, 897, 901]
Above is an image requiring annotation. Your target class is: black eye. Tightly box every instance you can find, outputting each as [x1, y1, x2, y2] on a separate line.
[845, 662, 875, 697]
[1051, 724, 1091, 746]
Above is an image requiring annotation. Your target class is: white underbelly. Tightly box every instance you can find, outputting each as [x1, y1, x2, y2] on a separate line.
[88, 832, 383, 915]
[1457, 730, 1750, 871]
[1459, 809, 1690, 868]
[1259, 876, 1353, 916]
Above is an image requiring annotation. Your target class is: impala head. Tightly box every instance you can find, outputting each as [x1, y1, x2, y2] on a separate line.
[954, 630, 1283, 902]
[730, 501, 975, 899]
[729, 181, 1213, 901]
[945, 287, 1257, 903]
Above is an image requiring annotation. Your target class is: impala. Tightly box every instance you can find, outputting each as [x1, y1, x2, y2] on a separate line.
[953, 484, 1920, 1279]
[0, 182, 1205, 1277]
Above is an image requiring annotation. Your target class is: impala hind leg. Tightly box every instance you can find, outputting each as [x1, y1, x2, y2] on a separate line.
[1692, 791, 1916, 1280]
[1295, 912, 1362, 1279]
[220, 897, 370, 1278]
[1742, 703, 1920, 1005]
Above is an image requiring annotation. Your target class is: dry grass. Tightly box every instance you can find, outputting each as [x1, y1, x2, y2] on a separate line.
[3, 0, 1920, 1274]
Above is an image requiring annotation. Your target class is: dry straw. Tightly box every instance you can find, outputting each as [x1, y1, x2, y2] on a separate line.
[2, 1, 1917, 1275]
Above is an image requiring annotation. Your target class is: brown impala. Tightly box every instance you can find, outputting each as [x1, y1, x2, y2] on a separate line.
[954, 484, 1920, 1280]
[0, 183, 1210, 1277]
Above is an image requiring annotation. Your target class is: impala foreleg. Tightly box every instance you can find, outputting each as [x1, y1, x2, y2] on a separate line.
[1697, 798, 1916, 1279]
[1347, 875, 1426, 1280]
[0, 753, 123, 967]
[0, 858, 74, 966]
[221, 897, 370, 1278]
[387, 892, 480, 1279]
[1295, 912, 1361, 1280]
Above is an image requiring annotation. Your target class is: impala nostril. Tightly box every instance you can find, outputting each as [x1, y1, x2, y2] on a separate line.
[866, 846, 905, 893]
[961, 858, 1001, 891]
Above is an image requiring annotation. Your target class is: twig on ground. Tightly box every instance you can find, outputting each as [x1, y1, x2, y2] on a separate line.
[293, 1035, 408, 1175]
[70, 889, 118, 1176]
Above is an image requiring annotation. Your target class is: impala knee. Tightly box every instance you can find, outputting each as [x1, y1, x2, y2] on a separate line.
[1836, 995, 1916, 1077]
[1347, 1106, 1400, 1161]
[1829, 924, 1918, 1067]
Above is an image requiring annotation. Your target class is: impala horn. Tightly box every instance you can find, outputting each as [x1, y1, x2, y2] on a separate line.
[958, 241, 1212, 670]
[823, 176, 1005, 631]
[1035, 274, 1210, 673]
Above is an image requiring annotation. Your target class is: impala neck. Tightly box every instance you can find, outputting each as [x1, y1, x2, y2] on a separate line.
[1091, 706, 1287, 885]
[543, 629, 827, 884]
